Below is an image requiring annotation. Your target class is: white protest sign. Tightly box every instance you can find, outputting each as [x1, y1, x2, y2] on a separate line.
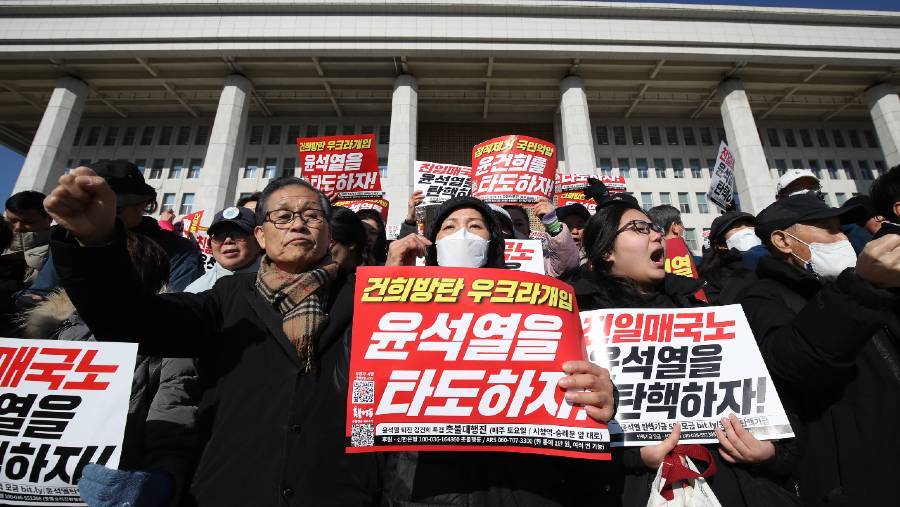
[0, 338, 138, 506]
[413, 161, 472, 205]
[503, 239, 545, 275]
[581, 305, 793, 446]
[708, 141, 736, 211]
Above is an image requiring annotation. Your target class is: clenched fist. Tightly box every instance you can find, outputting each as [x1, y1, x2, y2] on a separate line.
[44, 167, 117, 246]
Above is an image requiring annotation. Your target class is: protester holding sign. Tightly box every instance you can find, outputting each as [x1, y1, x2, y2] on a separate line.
[43, 172, 381, 506]
[738, 194, 900, 506]
[574, 198, 800, 506]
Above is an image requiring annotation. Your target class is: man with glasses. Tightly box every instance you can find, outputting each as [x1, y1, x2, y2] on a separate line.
[184, 206, 261, 293]
[44, 173, 381, 505]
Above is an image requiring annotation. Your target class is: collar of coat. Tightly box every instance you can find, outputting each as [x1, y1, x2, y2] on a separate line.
[755, 255, 822, 298]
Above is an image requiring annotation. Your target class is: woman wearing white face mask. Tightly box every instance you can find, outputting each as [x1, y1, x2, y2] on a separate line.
[700, 211, 767, 304]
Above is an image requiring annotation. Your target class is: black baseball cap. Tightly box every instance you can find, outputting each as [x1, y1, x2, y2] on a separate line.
[208, 206, 256, 235]
[841, 195, 878, 223]
[88, 160, 156, 207]
[755, 193, 866, 243]
[709, 211, 756, 244]
[557, 203, 590, 223]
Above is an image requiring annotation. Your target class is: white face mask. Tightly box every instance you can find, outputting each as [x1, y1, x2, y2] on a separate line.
[785, 232, 856, 281]
[436, 228, 490, 268]
[725, 228, 762, 252]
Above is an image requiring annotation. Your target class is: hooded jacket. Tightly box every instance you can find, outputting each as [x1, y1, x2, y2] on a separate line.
[424, 196, 506, 269]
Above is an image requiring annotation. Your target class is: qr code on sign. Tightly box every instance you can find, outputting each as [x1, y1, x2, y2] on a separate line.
[351, 423, 374, 447]
[352, 380, 375, 404]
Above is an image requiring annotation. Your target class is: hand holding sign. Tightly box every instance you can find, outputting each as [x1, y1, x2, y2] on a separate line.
[44, 167, 117, 246]
[715, 414, 776, 464]
[386, 234, 432, 266]
[558, 360, 615, 423]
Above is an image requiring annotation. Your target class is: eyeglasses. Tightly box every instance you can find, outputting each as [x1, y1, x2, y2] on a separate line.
[615, 220, 664, 236]
[264, 209, 326, 229]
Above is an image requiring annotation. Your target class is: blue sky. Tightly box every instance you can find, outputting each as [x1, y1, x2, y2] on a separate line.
[0, 0, 894, 201]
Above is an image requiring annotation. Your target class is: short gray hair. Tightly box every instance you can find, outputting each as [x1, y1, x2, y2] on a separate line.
[255, 177, 331, 226]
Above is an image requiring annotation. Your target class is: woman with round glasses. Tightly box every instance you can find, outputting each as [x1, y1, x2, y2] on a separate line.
[573, 199, 801, 506]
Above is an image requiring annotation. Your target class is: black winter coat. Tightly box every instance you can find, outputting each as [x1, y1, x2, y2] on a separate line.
[51, 224, 382, 507]
[699, 249, 756, 306]
[737, 256, 900, 507]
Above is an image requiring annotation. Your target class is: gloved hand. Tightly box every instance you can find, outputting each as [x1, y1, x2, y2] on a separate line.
[78, 464, 174, 507]
[583, 177, 610, 204]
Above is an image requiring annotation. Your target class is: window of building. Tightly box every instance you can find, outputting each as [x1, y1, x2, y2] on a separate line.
[835, 192, 847, 206]
[378, 157, 389, 178]
[825, 160, 839, 179]
[263, 157, 278, 179]
[72, 128, 83, 146]
[660, 192, 672, 205]
[689, 159, 702, 179]
[599, 158, 613, 177]
[168, 160, 183, 179]
[85, 127, 101, 146]
[244, 158, 258, 179]
[248, 126, 264, 145]
[874, 160, 886, 177]
[268, 125, 283, 145]
[678, 192, 691, 213]
[791, 159, 804, 170]
[766, 128, 780, 147]
[596, 126, 609, 145]
[636, 158, 648, 179]
[361, 125, 374, 134]
[683, 127, 696, 146]
[149, 159, 164, 179]
[707, 159, 717, 177]
[631, 126, 644, 146]
[699, 127, 713, 146]
[158, 126, 173, 146]
[140, 127, 155, 146]
[194, 125, 210, 145]
[102, 127, 118, 146]
[832, 129, 845, 148]
[281, 157, 296, 177]
[815, 129, 829, 148]
[378, 125, 389, 144]
[809, 160, 822, 179]
[176, 126, 191, 145]
[648, 126, 662, 146]
[775, 159, 788, 176]
[324, 125, 337, 136]
[847, 129, 862, 148]
[799, 129, 813, 147]
[784, 128, 797, 147]
[161, 193, 176, 211]
[306, 125, 320, 137]
[684, 228, 699, 253]
[717, 128, 727, 145]
[695, 193, 710, 214]
[610, 158, 626, 177]
[286, 125, 301, 143]
[122, 127, 136, 145]
[179, 193, 195, 215]
[613, 126, 627, 145]
[188, 159, 202, 179]
[673, 159, 685, 178]
[341, 125, 355, 135]
[858, 160, 873, 179]
[654, 158, 666, 179]
[134, 159, 146, 174]
[864, 130, 879, 148]
[842, 160, 855, 179]
[619, 158, 631, 178]
[641, 192, 654, 209]
[665, 127, 679, 145]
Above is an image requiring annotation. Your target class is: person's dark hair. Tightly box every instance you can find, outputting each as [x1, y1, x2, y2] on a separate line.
[582, 199, 649, 306]
[356, 209, 388, 264]
[330, 207, 368, 267]
[237, 192, 262, 208]
[255, 177, 331, 226]
[425, 196, 506, 269]
[870, 164, 900, 221]
[125, 232, 170, 294]
[5, 191, 49, 217]
[646, 204, 682, 235]
[0, 216, 12, 252]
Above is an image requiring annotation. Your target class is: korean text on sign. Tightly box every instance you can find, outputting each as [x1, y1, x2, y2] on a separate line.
[347, 267, 610, 460]
[471, 135, 557, 205]
[0, 338, 137, 506]
[581, 305, 794, 446]
[297, 134, 382, 199]
[707, 141, 736, 210]
[414, 161, 472, 205]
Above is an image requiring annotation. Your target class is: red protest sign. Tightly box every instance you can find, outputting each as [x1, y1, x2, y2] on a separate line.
[554, 174, 627, 193]
[346, 266, 610, 460]
[664, 237, 707, 302]
[471, 135, 556, 205]
[297, 134, 382, 199]
[333, 197, 390, 223]
[556, 192, 597, 215]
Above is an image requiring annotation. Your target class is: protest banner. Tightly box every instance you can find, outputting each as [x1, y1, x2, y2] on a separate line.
[413, 161, 472, 205]
[0, 338, 138, 506]
[346, 266, 610, 460]
[708, 141, 736, 211]
[581, 305, 794, 446]
[298, 133, 382, 199]
[471, 135, 556, 205]
[385, 225, 400, 241]
[333, 198, 390, 223]
[180, 210, 214, 271]
[664, 237, 707, 302]
[554, 175, 627, 215]
[502, 239, 545, 275]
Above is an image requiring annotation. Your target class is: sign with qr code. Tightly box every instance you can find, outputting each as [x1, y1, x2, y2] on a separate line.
[582, 305, 794, 447]
[707, 141, 736, 211]
[471, 135, 557, 205]
[346, 266, 610, 460]
[298, 133, 383, 199]
[0, 338, 138, 506]
[414, 161, 472, 205]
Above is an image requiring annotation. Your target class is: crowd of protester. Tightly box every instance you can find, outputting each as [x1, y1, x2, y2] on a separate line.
[1, 157, 898, 507]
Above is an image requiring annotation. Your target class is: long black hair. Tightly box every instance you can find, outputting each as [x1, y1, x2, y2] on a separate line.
[356, 209, 388, 265]
[581, 200, 651, 306]
[330, 207, 368, 270]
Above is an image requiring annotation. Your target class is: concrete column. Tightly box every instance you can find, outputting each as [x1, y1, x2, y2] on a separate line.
[198, 74, 252, 213]
[864, 83, 900, 168]
[718, 78, 775, 213]
[384, 74, 418, 227]
[559, 75, 597, 175]
[13, 77, 88, 194]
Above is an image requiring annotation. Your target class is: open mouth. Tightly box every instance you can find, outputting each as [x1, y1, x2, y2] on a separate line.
[650, 247, 665, 265]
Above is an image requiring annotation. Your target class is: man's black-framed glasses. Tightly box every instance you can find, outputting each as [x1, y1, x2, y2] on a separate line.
[264, 209, 326, 229]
